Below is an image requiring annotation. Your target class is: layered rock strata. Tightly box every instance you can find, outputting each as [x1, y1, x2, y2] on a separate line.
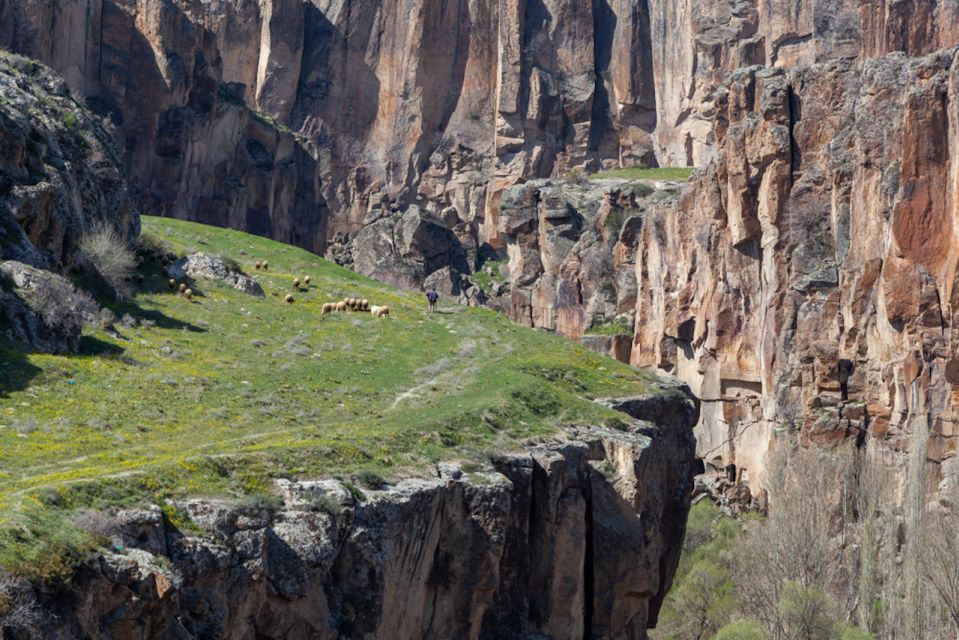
[7, 0, 958, 289]
[633, 48, 959, 493]
[35, 391, 698, 639]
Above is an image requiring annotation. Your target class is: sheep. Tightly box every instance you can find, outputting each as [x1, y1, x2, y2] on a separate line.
[304, 275, 311, 286]
[184, 288, 194, 301]
[179, 283, 187, 293]
[254, 261, 262, 270]
[371, 305, 390, 318]
[361, 299, 369, 311]
[168, 279, 177, 290]
[293, 277, 301, 289]
[335, 301, 347, 312]
[285, 294, 295, 304]
[262, 261, 269, 271]
[321, 302, 335, 317]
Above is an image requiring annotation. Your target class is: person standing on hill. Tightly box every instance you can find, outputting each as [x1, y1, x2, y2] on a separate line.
[426, 287, 439, 313]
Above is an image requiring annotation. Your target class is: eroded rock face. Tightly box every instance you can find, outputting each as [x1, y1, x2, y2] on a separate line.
[498, 179, 680, 342]
[36, 392, 697, 639]
[633, 48, 959, 493]
[4, 0, 955, 292]
[168, 252, 265, 297]
[0, 52, 135, 272]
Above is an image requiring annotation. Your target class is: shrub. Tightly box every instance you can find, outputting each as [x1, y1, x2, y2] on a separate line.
[237, 493, 284, 517]
[340, 481, 366, 503]
[137, 231, 171, 262]
[80, 223, 138, 299]
[713, 620, 768, 640]
[26, 272, 99, 334]
[0, 573, 42, 635]
[304, 495, 342, 517]
[354, 470, 386, 490]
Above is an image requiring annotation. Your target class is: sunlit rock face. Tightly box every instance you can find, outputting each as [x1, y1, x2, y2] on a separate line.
[634, 47, 959, 492]
[2, 0, 958, 287]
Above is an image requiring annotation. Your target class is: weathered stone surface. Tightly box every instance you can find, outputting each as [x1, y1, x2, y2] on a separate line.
[498, 179, 675, 342]
[4, 1, 958, 290]
[0, 260, 99, 353]
[32, 393, 697, 639]
[0, 52, 135, 272]
[168, 252, 265, 297]
[633, 48, 959, 493]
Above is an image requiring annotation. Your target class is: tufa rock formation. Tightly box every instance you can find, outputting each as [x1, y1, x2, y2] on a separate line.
[34, 392, 698, 640]
[632, 47, 959, 493]
[0, 52, 135, 272]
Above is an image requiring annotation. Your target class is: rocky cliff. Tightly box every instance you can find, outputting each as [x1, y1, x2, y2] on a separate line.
[27, 392, 698, 640]
[633, 47, 959, 493]
[6, 0, 958, 291]
[0, 51, 135, 270]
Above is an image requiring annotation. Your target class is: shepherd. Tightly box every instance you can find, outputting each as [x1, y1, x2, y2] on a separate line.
[426, 287, 439, 313]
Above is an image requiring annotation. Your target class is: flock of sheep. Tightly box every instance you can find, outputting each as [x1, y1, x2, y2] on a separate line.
[319, 297, 390, 318]
[166, 256, 392, 319]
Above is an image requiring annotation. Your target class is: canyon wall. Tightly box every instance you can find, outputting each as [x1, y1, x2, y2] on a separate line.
[4, 0, 955, 285]
[3, 0, 959, 496]
[34, 393, 698, 640]
[633, 48, 959, 493]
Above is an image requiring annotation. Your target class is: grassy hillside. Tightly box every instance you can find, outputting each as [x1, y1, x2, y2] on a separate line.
[588, 166, 695, 182]
[0, 217, 658, 577]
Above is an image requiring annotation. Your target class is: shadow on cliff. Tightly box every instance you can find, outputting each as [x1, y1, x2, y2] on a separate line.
[590, 0, 658, 158]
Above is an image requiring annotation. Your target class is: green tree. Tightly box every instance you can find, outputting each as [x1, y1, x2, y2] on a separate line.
[713, 619, 768, 640]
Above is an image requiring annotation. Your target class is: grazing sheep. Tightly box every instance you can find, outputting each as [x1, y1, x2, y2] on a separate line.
[304, 275, 311, 285]
[371, 305, 390, 318]
[285, 294, 295, 304]
[321, 302, 334, 317]
[184, 289, 193, 301]
[254, 261, 262, 270]
[361, 299, 369, 311]
[293, 277, 301, 289]
[168, 279, 177, 290]
[262, 261, 269, 271]
[335, 301, 347, 312]
[179, 283, 187, 293]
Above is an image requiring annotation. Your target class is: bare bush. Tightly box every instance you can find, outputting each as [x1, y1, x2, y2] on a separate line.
[27, 271, 99, 334]
[919, 490, 959, 638]
[81, 223, 138, 298]
[0, 572, 43, 637]
[733, 445, 862, 638]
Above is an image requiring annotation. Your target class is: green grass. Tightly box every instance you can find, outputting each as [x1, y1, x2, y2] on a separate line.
[472, 259, 508, 293]
[0, 217, 659, 578]
[587, 166, 694, 182]
[584, 317, 633, 337]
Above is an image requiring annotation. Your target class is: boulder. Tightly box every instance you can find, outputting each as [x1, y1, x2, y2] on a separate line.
[168, 253, 265, 297]
[0, 261, 98, 353]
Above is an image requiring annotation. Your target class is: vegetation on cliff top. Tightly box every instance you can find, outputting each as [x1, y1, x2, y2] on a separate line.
[588, 166, 695, 182]
[0, 217, 659, 578]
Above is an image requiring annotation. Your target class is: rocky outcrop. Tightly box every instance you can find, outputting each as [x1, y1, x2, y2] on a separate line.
[633, 47, 959, 493]
[7, 0, 959, 292]
[0, 260, 99, 353]
[34, 392, 697, 639]
[497, 178, 680, 341]
[0, 52, 135, 272]
[168, 252, 265, 297]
